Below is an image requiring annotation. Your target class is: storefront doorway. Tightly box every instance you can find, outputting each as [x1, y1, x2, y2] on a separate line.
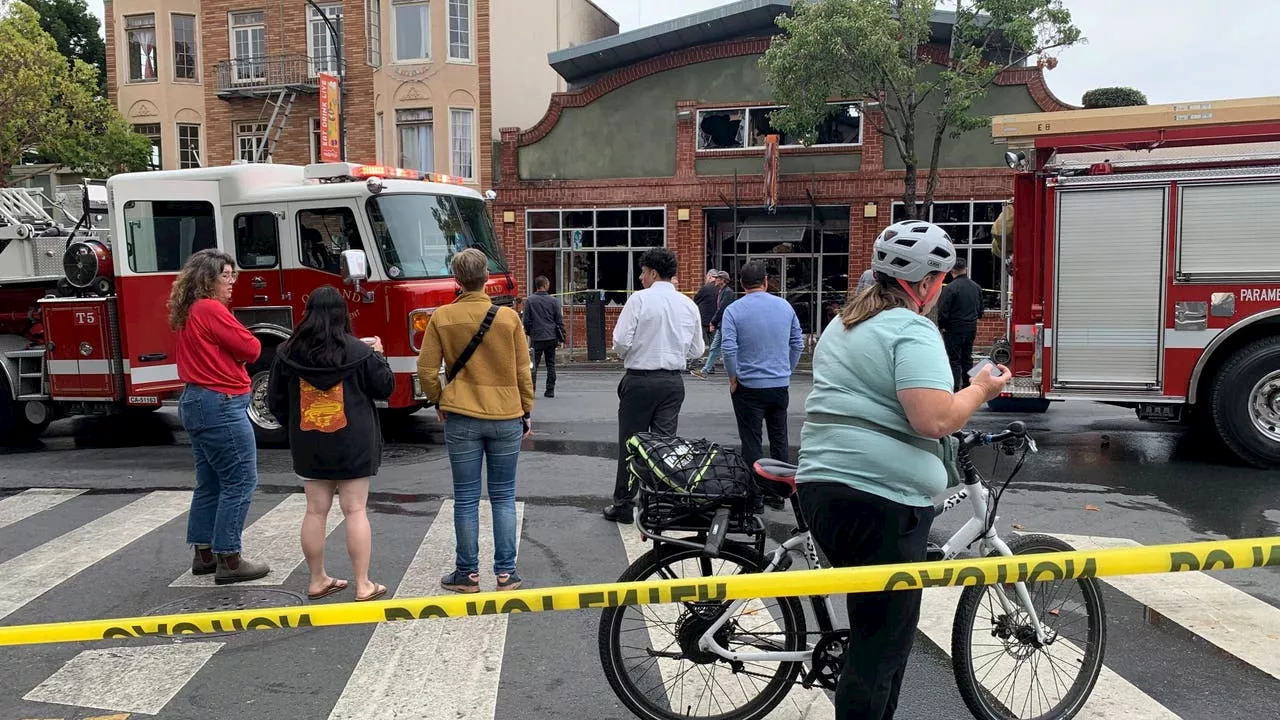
[703, 206, 850, 335]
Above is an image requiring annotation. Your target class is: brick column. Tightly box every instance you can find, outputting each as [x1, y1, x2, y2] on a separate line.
[861, 107, 887, 172]
[674, 100, 698, 179]
[498, 127, 520, 185]
[103, 1, 116, 104]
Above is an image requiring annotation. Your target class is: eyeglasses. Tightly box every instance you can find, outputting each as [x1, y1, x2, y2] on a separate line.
[219, 271, 238, 281]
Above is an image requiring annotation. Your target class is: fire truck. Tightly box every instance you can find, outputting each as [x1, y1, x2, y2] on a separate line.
[0, 162, 518, 446]
[990, 95, 1280, 468]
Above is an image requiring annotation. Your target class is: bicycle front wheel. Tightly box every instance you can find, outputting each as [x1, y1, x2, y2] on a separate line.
[952, 533, 1108, 720]
[598, 542, 807, 720]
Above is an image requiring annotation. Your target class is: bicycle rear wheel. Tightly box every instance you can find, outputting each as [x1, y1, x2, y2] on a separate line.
[951, 533, 1107, 720]
[598, 542, 806, 720]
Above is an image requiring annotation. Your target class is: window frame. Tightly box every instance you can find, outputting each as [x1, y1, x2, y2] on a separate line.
[169, 13, 198, 82]
[524, 207, 669, 306]
[890, 199, 1009, 312]
[124, 13, 159, 83]
[228, 11, 267, 83]
[297, 205, 366, 276]
[123, 199, 218, 274]
[233, 211, 281, 270]
[307, 3, 345, 78]
[396, 108, 435, 173]
[391, 0, 431, 63]
[366, 0, 382, 67]
[235, 121, 269, 163]
[133, 123, 162, 170]
[695, 101, 864, 152]
[448, 107, 475, 182]
[447, 0, 474, 63]
[176, 123, 201, 169]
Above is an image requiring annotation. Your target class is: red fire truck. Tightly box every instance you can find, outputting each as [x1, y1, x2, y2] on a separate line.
[990, 96, 1280, 468]
[0, 162, 518, 446]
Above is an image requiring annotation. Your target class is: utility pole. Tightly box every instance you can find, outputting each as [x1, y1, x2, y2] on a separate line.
[306, 0, 346, 161]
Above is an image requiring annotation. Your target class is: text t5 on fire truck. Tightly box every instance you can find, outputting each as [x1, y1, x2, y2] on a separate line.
[990, 95, 1280, 469]
[0, 162, 518, 445]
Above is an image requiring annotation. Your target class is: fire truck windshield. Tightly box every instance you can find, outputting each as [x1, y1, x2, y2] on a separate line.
[364, 193, 509, 280]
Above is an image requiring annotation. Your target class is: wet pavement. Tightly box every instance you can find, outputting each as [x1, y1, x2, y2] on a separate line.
[1, 369, 1278, 719]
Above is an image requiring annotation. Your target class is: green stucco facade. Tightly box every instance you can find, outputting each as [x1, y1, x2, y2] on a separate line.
[517, 53, 1045, 180]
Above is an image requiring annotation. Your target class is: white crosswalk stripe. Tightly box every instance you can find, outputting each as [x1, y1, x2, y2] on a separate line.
[0, 489, 1278, 720]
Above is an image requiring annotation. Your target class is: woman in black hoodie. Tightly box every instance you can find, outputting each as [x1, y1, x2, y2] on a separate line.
[267, 286, 396, 602]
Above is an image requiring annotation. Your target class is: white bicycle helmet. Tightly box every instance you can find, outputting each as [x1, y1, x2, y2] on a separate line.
[871, 220, 957, 282]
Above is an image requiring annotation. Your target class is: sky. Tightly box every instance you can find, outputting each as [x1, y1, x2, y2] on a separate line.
[81, 0, 1278, 106]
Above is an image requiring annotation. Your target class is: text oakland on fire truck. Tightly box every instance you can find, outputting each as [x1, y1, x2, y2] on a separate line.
[0, 161, 518, 446]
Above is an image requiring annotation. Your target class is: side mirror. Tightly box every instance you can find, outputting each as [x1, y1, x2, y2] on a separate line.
[82, 183, 108, 216]
[340, 249, 375, 304]
[341, 249, 368, 281]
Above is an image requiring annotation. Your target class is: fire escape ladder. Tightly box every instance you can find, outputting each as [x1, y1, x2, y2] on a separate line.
[255, 88, 298, 163]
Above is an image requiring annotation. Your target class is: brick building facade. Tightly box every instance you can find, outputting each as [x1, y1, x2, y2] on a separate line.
[491, 3, 1072, 357]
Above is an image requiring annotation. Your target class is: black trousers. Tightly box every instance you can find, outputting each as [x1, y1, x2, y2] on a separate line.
[797, 481, 933, 720]
[531, 339, 557, 391]
[730, 385, 790, 467]
[612, 370, 684, 506]
[943, 326, 977, 392]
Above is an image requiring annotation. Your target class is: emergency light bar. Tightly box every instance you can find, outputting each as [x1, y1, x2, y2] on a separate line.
[303, 162, 468, 186]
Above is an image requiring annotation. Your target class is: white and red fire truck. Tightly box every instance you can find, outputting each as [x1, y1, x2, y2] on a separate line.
[0, 162, 518, 446]
[990, 95, 1280, 468]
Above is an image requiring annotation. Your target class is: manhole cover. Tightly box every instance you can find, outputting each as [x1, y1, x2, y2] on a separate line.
[147, 588, 307, 638]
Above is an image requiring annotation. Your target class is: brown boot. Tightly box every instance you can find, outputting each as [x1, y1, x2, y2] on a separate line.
[214, 552, 270, 585]
[192, 545, 216, 575]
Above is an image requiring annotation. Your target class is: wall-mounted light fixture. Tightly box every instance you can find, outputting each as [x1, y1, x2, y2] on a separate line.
[676, 109, 692, 120]
[863, 202, 878, 218]
[677, 208, 690, 221]
[503, 211, 515, 223]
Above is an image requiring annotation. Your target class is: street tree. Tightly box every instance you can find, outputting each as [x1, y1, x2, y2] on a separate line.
[760, 0, 1083, 219]
[26, 0, 107, 94]
[0, 0, 151, 185]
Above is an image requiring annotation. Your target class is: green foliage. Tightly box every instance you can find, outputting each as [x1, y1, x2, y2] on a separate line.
[26, 0, 107, 94]
[1082, 86, 1147, 108]
[0, 1, 150, 184]
[761, 0, 1083, 217]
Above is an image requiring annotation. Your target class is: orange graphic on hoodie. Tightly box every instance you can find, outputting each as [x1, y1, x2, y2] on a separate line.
[298, 379, 347, 432]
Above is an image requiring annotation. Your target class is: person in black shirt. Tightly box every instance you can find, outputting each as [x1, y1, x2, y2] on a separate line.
[937, 257, 985, 391]
[692, 270, 720, 348]
[522, 276, 566, 398]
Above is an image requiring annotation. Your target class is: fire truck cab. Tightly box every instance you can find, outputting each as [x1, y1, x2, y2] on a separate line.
[0, 162, 517, 446]
[992, 96, 1280, 468]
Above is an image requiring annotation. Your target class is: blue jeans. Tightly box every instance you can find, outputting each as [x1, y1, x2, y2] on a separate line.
[179, 385, 259, 554]
[702, 330, 723, 373]
[443, 414, 523, 575]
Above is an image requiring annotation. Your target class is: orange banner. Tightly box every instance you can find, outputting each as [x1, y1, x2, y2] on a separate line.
[319, 72, 341, 162]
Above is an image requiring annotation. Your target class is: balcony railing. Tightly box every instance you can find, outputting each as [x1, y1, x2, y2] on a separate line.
[213, 54, 347, 97]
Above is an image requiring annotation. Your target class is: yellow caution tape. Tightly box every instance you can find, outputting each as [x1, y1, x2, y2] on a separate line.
[1, 536, 1276, 648]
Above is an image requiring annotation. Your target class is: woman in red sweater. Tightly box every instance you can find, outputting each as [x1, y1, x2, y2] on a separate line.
[168, 249, 270, 584]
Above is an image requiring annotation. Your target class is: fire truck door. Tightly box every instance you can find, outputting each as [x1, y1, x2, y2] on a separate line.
[1053, 186, 1166, 390]
[110, 179, 223, 399]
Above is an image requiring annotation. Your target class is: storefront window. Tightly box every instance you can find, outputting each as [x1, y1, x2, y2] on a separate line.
[892, 200, 1009, 310]
[697, 102, 862, 150]
[525, 208, 666, 306]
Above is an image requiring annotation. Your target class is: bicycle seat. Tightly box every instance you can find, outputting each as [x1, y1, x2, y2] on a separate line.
[753, 459, 798, 498]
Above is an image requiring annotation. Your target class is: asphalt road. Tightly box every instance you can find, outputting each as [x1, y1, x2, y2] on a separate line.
[1, 370, 1277, 720]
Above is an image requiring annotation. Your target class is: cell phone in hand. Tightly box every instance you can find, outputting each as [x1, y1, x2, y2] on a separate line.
[968, 358, 1000, 379]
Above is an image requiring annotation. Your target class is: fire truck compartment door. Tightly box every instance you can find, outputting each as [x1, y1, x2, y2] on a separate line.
[110, 179, 223, 396]
[1053, 186, 1166, 389]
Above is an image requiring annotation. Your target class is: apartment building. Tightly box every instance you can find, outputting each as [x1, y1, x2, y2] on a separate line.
[102, 0, 617, 188]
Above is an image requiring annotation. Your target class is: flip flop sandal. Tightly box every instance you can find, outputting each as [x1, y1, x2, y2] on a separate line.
[307, 578, 348, 600]
[356, 583, 387, 602]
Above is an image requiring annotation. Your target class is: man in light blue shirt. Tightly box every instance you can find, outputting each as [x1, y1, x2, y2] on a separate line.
[720, 260, 804, 468]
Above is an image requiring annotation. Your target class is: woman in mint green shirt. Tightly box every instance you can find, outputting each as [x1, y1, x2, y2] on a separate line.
[795, 220, 1010, 720]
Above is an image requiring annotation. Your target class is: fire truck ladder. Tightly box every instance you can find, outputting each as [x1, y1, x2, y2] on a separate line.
[254, 88, 298, 163]
[0, 187, 57, 242]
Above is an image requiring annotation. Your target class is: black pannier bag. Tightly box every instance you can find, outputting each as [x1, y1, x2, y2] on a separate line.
[625, 432, 761, 532]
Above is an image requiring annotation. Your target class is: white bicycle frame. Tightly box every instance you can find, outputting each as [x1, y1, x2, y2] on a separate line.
[697, 467, 1054, 664]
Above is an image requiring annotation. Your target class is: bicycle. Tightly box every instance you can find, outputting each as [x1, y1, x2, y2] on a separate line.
[598, 421, 1107, 720]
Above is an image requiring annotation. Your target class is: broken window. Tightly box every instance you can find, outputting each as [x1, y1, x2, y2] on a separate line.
[524, 208, 667, 305]
[697, 102, 863, 150]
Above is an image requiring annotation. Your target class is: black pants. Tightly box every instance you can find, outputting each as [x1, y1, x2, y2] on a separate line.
[943, 326, 977, 392]
[797, 481, 933, 720]
[612, 370, 684, 506]
[531, 340, 557, 392]
[730, 385, 790, 467]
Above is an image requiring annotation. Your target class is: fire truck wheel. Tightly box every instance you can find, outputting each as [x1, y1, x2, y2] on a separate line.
[0, 389, 52, 442]
[1210, 336, 1280, 469]
[246, 345, 287, 448]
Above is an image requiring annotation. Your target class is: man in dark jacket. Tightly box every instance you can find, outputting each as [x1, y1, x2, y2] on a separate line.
[692, 271, 734, 378]
[522, 275, 566, 398]
[692, 269, 720, 347]
[938, 257, 985, 391]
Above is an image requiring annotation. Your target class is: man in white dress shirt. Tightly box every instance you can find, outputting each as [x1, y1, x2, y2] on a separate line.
[603, 247, 706, 523]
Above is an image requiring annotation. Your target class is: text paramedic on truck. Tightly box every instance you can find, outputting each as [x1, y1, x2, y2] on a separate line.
[0, 162, 518, 447]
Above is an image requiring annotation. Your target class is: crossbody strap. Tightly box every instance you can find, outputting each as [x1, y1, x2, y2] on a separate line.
[805, 412, 941, 456]
[446, 305, 500, 383]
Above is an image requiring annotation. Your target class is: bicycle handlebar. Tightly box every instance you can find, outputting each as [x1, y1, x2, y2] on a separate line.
[960, 420, 1033, 451]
